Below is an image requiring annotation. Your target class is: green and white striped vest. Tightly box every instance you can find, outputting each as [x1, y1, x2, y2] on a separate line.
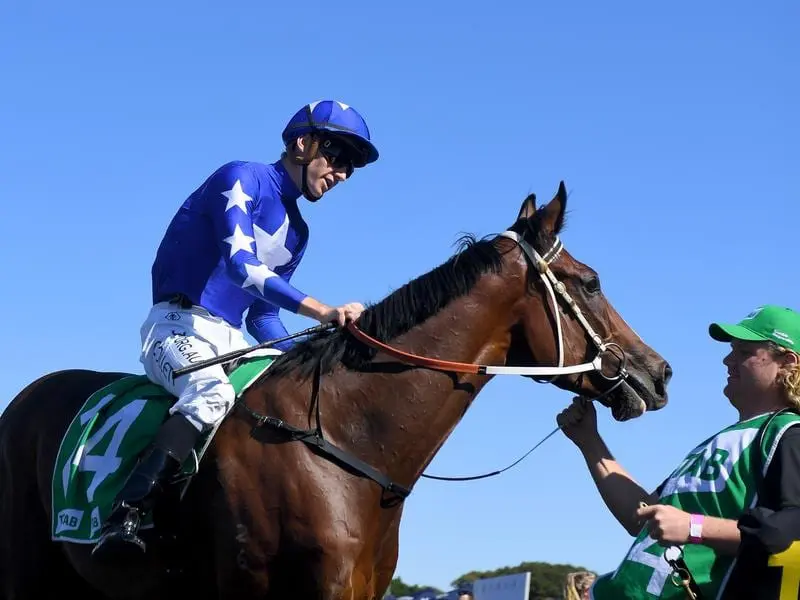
[591, 411, 800, 600]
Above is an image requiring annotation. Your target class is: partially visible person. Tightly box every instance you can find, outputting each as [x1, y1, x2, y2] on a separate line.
[564, 571, 596, 600]
[556, 305, 800, 599]
[456, 581, 474, 600]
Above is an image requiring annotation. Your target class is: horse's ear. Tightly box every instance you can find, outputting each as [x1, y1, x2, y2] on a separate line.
[516, 193, 537, 222]
[541, 181, 567, 235]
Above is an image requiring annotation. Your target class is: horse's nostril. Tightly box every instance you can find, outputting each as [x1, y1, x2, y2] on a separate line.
[655, 362, 673, 397]
[663, 362, 673, 384]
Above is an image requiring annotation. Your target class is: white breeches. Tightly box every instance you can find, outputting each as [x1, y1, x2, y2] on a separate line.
[139, 302, 251, 431]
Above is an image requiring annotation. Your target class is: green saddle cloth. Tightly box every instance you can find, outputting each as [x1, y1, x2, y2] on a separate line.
[51, 354, 276, 544]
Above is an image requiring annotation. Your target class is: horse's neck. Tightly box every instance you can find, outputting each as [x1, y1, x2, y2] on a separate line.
[328, 275, 521, 487]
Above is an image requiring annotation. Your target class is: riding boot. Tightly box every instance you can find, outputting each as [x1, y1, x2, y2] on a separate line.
[91, 414, 201, 562]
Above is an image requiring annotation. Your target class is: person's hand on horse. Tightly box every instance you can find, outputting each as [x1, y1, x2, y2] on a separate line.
[320, 302, 365, 327]
[556, 396, 601, 449]
[636, 504, 691, 545]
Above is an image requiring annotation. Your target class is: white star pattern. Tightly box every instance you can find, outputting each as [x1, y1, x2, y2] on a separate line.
[223, 224, 255, 257]
[241, 263, 277, 295]
[308, 100, 349, 112]
[222, 180, 252, 213]
[253, 214, 293, 269]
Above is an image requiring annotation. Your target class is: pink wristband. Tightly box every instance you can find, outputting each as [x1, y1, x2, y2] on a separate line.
[689, 513, 704, 543]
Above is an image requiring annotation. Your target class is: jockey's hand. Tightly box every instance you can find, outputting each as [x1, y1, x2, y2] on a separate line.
[320, 302, 365, 327]
[636, 504, 691, 545]
[556, 396, 600, 449]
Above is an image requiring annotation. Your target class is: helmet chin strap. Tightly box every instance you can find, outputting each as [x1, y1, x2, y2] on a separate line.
[291, 136, 322, 201]
[301, 164, 321, 202]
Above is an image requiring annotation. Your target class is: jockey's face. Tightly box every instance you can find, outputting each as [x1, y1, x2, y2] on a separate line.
[292, 134, 353, 202]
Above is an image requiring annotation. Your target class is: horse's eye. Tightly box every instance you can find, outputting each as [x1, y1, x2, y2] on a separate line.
[584, 276, 601, 294]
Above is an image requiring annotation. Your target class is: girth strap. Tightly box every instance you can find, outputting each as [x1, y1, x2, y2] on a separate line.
[240, 408, 412, 500]
[235, 358, 412, 503]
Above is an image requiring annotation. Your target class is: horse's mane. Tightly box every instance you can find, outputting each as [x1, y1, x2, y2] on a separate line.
[261, 203, 555, 381]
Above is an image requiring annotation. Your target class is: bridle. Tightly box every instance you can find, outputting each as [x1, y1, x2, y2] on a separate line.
[223, 226, 636, 496]
[341, 227, 632, 483]
[347, 228, 630, 401]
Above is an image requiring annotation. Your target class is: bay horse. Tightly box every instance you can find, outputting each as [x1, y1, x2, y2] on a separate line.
[0, 182, 671, 600]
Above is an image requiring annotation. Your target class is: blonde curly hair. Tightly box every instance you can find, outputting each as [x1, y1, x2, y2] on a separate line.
[563, 571, 596, 600]
[770, 342, 800, 410]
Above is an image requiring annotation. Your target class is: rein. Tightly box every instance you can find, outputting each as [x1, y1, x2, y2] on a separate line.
[345, 322, 603, 377]
[347, 230, 628, 381]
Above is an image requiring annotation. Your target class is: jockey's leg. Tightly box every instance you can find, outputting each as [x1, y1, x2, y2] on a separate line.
[92, 304, 246, 563]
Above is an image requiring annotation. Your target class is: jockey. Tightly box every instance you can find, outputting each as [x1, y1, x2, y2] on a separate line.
[92, 100, 379, 561]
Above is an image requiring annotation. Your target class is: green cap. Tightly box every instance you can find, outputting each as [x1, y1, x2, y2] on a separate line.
[709, 304, 800, 353]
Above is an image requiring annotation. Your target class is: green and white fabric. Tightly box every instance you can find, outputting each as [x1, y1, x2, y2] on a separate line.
[591, 411, 800, 599]
[51, 354, 276, 544]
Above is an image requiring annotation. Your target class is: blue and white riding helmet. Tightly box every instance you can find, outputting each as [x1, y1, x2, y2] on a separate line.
[281, 100, 379, 168]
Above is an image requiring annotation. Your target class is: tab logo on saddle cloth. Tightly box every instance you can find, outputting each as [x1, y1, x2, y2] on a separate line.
[659, 428, 758, 497]
[55, 508, 85, 534]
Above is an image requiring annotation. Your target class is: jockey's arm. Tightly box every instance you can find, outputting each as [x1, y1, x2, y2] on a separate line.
[245, 301, 291, 350]
[208, 164, 334, 321]
[245, 298, 338, 348]
[245, 297, 340, 349]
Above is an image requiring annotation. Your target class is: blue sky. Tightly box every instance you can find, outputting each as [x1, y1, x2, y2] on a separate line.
[1, 0, 797, 592]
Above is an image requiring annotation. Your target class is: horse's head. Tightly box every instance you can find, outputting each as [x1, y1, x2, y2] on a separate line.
[502, 181, 671, 421]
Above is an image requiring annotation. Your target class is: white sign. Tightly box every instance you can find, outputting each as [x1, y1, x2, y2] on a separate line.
[473, 572, 530, 600]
